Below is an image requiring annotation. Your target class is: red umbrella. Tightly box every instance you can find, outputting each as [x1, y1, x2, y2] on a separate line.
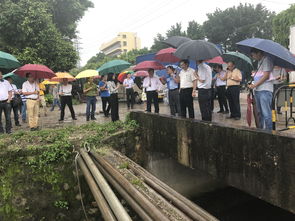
[15, 64, 55, 79]
[247, 91, 260, 128]
[118, 72, 128, 83]
[134, 71, 148, 77]
[155, 47, 180, 63]
[206, 56, 225, 64]
[133, 61, 165, 71]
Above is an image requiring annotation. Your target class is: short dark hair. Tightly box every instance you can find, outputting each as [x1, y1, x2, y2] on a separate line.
[148, 68, 154, 73]
[180, 59, 189, 66]
[26, 72, 32, 78]
[5, 77, 12, 80]
[216, 64, 223, 70]
[107, 73, 114, 81]
[250, 48, 263, 54]
[166, 65, 175, 71]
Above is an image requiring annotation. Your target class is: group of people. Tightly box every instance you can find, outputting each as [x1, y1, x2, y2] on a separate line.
[0, 47, 288, 133]
[144, 48, 286, 131]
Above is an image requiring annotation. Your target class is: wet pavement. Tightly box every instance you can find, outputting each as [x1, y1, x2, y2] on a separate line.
[9, 92, 294, 136]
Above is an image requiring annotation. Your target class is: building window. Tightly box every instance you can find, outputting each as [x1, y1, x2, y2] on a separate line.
[124, 49, 127, 53]
[123, 41, 127, 46]
[123, 34, 127, 38]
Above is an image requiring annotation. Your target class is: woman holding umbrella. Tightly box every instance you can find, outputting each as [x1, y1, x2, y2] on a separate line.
[99, 75, 111, 117]
[107, 73, 120, 122]
[58, 78, 77, 121]
[123, 73, 135, 110]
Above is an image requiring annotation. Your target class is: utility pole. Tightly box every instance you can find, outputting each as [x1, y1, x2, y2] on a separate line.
[289, 25, 295, 83]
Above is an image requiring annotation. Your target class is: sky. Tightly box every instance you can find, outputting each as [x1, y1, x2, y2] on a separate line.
[77, 0, 294, 66]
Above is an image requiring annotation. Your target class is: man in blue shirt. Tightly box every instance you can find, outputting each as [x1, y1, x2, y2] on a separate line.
[161, 66, 180, 116]
[99, 75, 111, 117]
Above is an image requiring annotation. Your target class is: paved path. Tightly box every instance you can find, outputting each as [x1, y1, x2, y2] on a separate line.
[10, 92, 294, 136]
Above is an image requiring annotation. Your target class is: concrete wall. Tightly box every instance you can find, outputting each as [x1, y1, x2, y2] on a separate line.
[130, 111, 295, 214]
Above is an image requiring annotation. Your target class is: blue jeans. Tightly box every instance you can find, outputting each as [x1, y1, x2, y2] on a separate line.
[86, 96, 97, 119]
[51, 98, 61, 111]
[255, 90, 273, 130]
[21, 101, 27, 121]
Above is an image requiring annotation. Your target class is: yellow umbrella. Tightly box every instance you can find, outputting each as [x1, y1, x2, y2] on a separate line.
[51, 72, 75, 82]
[42, 80, 59, 85]
[75, 69, 99, 79]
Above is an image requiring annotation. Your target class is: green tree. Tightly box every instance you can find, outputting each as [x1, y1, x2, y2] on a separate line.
[186, 21, 205, 40]
[119, 48, 151, 65]
[0, 0, 91, 72]
[150, 33, 167, 52]
[46, 0, 93, 39]
[273, 4, 295, 48]
[166, 23, 186, 37]
[203, 3, 275, 51]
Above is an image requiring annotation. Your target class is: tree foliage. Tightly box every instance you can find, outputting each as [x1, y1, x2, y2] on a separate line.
[0, 0, 92, 72]
[273, 4, 295, 48]
[203, 3, 275, 51]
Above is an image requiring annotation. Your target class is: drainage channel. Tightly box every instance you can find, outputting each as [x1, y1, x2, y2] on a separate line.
[76, 148, 219, 221]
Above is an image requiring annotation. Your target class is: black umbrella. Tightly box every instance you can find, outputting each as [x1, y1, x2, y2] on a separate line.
[162, 36, 191, 48]
[174, 40, 222, 60]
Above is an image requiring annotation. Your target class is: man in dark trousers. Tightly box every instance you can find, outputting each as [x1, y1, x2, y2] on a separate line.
[143, 68, 162, 113]
[179, 59, 197, 118]
[194, 60, 212, 121]
[226, 61, 242, 120]
[0, 71, 12, 134]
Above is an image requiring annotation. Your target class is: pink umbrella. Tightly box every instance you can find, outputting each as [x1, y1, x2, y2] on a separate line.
[206, 56, 225, 64]
[134, 71, 148, 77]
[133, 61, 165, 71]
[155, 47, 180, 63]
[15, 64, 55, 79]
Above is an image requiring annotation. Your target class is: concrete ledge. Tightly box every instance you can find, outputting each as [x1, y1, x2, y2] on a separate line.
[130, 111, 295, 214]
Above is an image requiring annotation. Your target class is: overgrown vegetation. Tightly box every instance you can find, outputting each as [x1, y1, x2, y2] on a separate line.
[0, 119, 138, 220]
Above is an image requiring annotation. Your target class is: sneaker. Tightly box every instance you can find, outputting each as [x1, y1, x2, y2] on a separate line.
[58, 119, 64, 122]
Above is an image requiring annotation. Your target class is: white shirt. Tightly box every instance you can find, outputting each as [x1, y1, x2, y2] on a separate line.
[0, 79, 12, 101]
[216, 70, 227, 87]
[59, 84, 72, 96]
[22, 81, 39, 99]
[197, 63, 212, 89]
[143, 76, 162, 91]
[107, 81, 118, 94]
[179, 67, 197, 89]
[123, 78, 134, 89]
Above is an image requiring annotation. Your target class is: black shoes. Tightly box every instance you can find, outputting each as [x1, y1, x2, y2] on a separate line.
[58, 119, 64, 122]
[217, 110, 224, 113]
[91, 117, 97, 120]
[15, 123, 21, 127]
[73, 118, 77, 120]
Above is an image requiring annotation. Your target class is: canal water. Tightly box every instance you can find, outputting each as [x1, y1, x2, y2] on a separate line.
[144, 152, 295, 221]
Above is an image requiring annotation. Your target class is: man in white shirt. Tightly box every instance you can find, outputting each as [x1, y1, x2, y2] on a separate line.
[143, 68, 162, 113]
[0, 71, 13, 134]
[195, 60, 213, 121]
[22, 73, 40, 131]
[6, 77, 21, 126]
[123, 74, 135, 109]
[179, 59, 197, 118]
[58, 78, 77, 121]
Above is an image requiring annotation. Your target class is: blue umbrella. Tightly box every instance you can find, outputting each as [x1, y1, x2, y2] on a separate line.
[236, 38, 295, 70]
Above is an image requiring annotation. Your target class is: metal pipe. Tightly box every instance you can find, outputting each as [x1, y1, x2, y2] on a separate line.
[113, 151, 219, 221]
[90, 151, 170, 221]
[129, 164, 209, 221]
[94, 160, 154, 221]
[79, 149, 132, 221]
[77, 157, 117, 221]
